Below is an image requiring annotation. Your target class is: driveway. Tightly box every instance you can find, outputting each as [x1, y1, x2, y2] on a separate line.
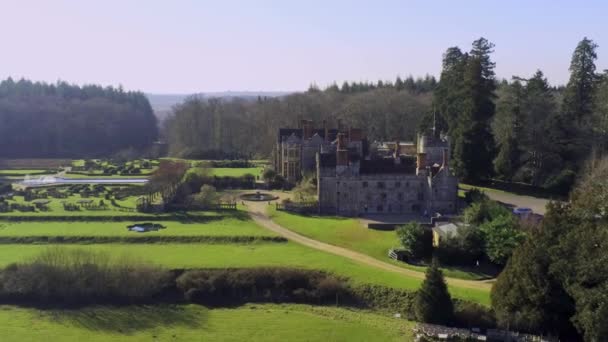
[242, 193, 492, 291]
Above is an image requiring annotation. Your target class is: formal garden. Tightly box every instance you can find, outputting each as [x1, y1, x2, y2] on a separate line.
[0, 158, 499, 342]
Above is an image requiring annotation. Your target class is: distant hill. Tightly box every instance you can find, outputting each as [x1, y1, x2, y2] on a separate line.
[146, 91, 292, 122]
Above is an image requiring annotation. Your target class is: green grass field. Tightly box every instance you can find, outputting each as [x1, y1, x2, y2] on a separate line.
[0, 304, 415, 341]
[0, 169, 55, 175]
[0, 242, 489, 304]
[269, 208, 492, 280]
[210, 167, 263, 177]
[0, 215, 275, 238]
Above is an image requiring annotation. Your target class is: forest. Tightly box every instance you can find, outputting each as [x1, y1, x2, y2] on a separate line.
[0, 79, 158, 158]
[164, 37, 608, 195]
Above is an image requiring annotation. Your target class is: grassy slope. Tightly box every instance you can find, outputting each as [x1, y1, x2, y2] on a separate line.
[0, 304, 415, 342]
[269, 208, 490, 280]
[0, 242, 489, 304]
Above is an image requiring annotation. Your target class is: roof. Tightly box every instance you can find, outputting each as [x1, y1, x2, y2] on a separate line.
[433, 222, 459, 237]
[360, 157, 416, 174]
[278, 128, 341, 143]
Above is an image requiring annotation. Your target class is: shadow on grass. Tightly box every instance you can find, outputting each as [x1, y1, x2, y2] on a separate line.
[45, 305, 206, 333]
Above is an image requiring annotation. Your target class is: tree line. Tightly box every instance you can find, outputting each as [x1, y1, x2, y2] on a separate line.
[431, 37, 608, 194]
[0, 78, 158, 158]
[164, 79, 434, 159]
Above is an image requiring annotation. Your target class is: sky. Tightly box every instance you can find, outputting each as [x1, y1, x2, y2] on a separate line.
[1, 0, 607, 94]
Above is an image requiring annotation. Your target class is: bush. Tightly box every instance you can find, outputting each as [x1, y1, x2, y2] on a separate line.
[396, 222, 432, 260]
[0, 248, 171, 304]
[176, 268, 351, 305]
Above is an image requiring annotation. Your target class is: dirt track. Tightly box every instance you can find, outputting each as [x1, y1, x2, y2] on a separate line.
[244, 200, 492, 291]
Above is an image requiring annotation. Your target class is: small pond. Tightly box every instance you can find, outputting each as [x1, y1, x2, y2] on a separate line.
[127, 223, 166, 233]
[240, 191, 279, 202]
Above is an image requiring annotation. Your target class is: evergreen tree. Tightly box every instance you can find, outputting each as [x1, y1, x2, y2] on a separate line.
[492, 80, 524, 180]
[452, 38, 497, 181]
[562, 37, 599, 123]
[413, 259, 454, 324]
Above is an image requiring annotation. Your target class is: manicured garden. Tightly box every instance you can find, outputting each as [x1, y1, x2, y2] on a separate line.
[0, 304, 414, 341]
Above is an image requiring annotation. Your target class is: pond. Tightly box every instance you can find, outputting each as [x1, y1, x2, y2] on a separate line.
[126, 223, 166, 233]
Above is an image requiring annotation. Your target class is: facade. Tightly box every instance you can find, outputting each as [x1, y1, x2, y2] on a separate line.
[316, 130, 458, 217]
[273, 120, 364, 184]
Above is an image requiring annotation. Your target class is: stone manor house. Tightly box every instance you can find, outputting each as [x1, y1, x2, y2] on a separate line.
[273, 120, 458, 216]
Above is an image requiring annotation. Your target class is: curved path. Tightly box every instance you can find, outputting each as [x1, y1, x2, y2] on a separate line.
[244, 199, 491, 291]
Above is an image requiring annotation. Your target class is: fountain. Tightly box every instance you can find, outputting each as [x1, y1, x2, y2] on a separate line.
[240, 191, 278, 202]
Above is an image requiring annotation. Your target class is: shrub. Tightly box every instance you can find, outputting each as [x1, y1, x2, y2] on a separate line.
[176, 268, 351, 305]
[0, 248, 170, 304]
[396, 222, 433, 260]
[413, 259, 454, 325]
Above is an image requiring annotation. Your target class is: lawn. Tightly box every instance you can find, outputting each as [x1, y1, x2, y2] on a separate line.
[0, 169, 55, 175]
[0, 214, 275, 238]
[269, 207, 492, 280]
[0, 303, 415, 341]
[0, 243, 490, 304]
[211, 167, 263, 177]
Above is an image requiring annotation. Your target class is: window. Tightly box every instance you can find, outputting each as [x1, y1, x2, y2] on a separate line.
[395, 181, 401, 188]
[381, 193, 387, 200]
[417, 192, 424, 201]
[398, 193, 403, 201]
[377, 182, 385, 189]
[366, 193, 372, 200]
[388, 205, 392, 212]
[362, 181, 368, 188]
[377, 205, 384, 212]
[406, 181, 409, 187]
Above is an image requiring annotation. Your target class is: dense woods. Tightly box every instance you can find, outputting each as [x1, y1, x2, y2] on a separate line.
[0, 79, 158, 158]
[164, 36, 607, 196]
[163, 78, 435, 159]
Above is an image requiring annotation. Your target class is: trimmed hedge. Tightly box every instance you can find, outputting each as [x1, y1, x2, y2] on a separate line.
[0, 215, 221, 222]
[0, 236, 287, 244]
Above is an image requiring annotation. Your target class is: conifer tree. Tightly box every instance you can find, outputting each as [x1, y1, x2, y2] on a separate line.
[413, 259, 454, 324]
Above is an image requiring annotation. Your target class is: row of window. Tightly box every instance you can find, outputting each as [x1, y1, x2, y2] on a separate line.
[338, 192, 424, 201]
[361, 181, 422, 189]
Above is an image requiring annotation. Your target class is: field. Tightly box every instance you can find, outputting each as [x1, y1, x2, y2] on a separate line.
[0, 214, 275, 238]
[0, 241, 489, 304]
[0, 169, 55, 175]
[0, 304, 415, 341]
[210, 167, 263, 177]
[269, 207, 493, 280]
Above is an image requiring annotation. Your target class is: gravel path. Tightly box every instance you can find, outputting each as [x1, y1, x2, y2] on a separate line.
[244, 198, 492, 291]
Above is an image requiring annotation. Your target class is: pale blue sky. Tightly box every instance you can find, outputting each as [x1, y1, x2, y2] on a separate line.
[1, 0, 606, 93]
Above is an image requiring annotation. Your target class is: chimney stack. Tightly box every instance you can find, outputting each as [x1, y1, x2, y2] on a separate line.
[441, 148, 449, 171]
[302, 120, 313, 140]
[336, 132, 349, 166]
[416, 152, 427, 175]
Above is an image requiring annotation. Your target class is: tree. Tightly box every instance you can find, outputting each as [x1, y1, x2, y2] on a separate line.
[492, 80, 523, 180]
[452, 38, 497, 181]
[195, 185, 219, 207]
[396, 222, 432, 259]
[562, 37, 599, 123]
[480, 214, 525, 265]
[413, 259, 454, 324]
[491, 232, 575, 336]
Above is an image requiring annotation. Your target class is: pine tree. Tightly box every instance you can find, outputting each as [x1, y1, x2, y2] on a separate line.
[492, 80, 524, 180]
[562, 37, 599, 123]
[413, 259, 454, 324]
